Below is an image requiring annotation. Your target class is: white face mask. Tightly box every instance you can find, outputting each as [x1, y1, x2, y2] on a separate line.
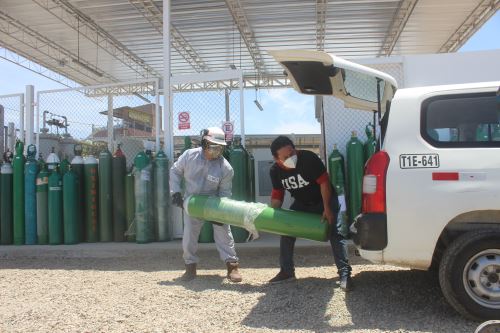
[282, 154, 297, 169]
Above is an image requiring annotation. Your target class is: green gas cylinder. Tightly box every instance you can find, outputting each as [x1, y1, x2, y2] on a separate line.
[46, 147, 60, 172]
[48, 167, 63, 245]
[24, 144, 38, 245]
[154, 149, 170, 241]
[364, 123, 376, 163]
[98, 149, 113, 242]
[59, 155, 70, 175]
[125, 168, 135, 242]
[198, 222, 214, 243]
[182, 136, 192, 153]
[346, 131, 364, 226]
[63, 168, 79, 244]
[134, 151, 153, 243]
[247, 151, 256, 202]
[84, 155, 99, 242]
[328, 144, 346, 195]
[228, 140, 249, 243]
[112, 145, 126, 242]
[476, 124, 489, 141]
[1, 151, 13, 245]
[36, 162, 50, 245]
[13, 140, 25, 245]
[71, 144, 85, 242]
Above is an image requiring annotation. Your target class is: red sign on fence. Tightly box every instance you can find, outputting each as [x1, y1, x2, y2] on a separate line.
[178, 111, 190, 130]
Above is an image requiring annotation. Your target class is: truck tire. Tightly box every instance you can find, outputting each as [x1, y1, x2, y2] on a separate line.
[439, 229, 500, 320]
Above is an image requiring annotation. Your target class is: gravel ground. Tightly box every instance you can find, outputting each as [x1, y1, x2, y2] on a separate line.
[0, 243, 479, 333]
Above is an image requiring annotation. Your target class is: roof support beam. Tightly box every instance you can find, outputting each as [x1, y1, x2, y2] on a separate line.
[32, 0, 161, 78]
[316, 0, 327, 51]
[128, 0, 209, 72]
[439, 0, 499, 53]
[0, 46, 79, 88]
[225, 0, 266, 77]
[0, 10, 116, 85]
[379, 0, 418, 56]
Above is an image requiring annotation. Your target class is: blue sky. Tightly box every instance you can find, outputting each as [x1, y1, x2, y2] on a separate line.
[0, 11, 499, 135]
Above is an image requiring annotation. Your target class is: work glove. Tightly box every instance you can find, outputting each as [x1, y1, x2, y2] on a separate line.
[172, 192, 184, 209]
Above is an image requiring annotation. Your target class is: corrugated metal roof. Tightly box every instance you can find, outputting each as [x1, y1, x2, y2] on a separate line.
[0, 0, 497, 88]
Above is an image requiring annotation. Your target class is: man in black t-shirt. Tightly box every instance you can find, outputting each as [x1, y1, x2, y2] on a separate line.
[268, 136, 352, 291]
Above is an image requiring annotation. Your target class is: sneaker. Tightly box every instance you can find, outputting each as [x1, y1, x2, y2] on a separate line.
[339, 276, 353, 292]
[268, 271, 296, 284]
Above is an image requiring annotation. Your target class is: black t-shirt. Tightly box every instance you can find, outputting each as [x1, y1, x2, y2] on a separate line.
[270, 150, 326, 204]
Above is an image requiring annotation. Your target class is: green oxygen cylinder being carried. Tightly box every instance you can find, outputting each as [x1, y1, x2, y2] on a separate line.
[346, 131, 364, 226]
[63, 167, 79, 244]
[134, 148, 154, 243]
[84, 155, 99, 242]
[13, 140, 25, 245]
[24, 144, 38, 245]
[185, 195, 329, 242]
[328, 144, 348, 238]
[98, 149, 113, 242]
[71, 144, 85, 242]
[36, 161, 50, 244]
[154, 149, 170, 241]
[124, 166, 135, 242]
[363, 123, 376, 163]
[48, 166, 63, 245]
[1, 151, 14, 245]
[228, 139, 249, 243]
[112, 145, 126, 242]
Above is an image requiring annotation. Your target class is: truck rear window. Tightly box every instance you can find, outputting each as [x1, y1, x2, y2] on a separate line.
[421, 91, 500, 148]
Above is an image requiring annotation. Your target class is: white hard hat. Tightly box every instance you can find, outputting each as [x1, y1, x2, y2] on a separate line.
[202, 127, 227, 146]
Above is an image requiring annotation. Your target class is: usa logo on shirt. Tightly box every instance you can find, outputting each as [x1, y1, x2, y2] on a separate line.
[281, 174, 309, 190]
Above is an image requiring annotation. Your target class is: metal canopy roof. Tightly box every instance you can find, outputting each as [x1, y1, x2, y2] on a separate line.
[0, 0, 498, 89]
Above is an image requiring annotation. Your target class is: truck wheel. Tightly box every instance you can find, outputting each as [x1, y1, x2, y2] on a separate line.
[439, 229, 500, 320]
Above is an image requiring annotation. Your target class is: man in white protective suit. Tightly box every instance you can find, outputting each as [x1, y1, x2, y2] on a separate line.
[169, 126, 243, 282]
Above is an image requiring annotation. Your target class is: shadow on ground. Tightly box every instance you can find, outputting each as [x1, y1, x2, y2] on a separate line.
[239, 269, 477, 333]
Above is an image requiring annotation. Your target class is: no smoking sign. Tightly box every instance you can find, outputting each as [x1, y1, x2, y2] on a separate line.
[178, 111, 190, 130]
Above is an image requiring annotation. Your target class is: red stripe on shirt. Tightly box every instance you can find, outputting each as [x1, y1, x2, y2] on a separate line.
[271, 188, 285, 201]
[316, 172, 329, 185]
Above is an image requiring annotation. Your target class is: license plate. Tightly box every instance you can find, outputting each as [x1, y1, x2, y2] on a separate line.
[399, 154, 439, 169]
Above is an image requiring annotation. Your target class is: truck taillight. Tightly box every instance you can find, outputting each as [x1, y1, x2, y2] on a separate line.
[362, 150, 390, 214]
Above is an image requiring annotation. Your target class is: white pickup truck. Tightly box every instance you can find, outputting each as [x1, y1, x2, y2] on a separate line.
[270, 49, 500, 320]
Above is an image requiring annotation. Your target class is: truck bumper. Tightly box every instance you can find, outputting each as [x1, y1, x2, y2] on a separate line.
[351, 213, 387, 251]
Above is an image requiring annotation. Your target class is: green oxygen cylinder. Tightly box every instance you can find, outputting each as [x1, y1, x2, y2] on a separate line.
[59, 155, 70, 175]
[13, 140, 25, 245]
[198, 222, 214, 243]
[1, 151, 14, 245]
[24, 144, 38, 245]
[125, 167, 135, 242]
[112, 145, 126, 242]
[328, 144, 348, 238]
[228, 140, 249, 242]
[346, 131, 364, 226]
[134, 150, 153, 243]
[247, 150, 256, 202]
[71, 144, 85, 242]
[48, 167, 63, 245]
[63, 167, 79, 244]
[98, 149, 113, 242]
[364, 123, 376, 163]
[154, 149, 170, 241]
[46, 147, 60, 172]
[84, 155, 99, 242]
[36, 162, 50, 245]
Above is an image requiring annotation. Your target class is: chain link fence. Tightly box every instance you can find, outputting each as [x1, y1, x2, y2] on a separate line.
[36, 80, 160, 167]
[323, 61, 404, 157]
[0, 93, 24, 156]
[172, 85, 242, 157]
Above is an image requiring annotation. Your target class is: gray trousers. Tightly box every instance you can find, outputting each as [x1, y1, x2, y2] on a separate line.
[182, 215, 239, 265]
